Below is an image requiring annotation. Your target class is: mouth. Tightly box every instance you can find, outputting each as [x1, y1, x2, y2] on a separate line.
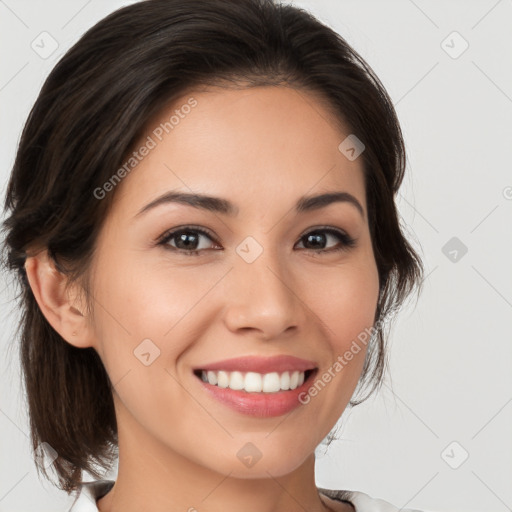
[193, 368, 318, 393]
[191, 355, 319, 417]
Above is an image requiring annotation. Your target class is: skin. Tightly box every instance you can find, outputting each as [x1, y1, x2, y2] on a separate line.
[25, 85, 380, 512]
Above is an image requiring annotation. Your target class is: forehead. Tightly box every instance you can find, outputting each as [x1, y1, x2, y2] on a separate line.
[111, 85, 366, 218]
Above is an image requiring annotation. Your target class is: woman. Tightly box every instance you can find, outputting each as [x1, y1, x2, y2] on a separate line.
[1, 0, 423, 510]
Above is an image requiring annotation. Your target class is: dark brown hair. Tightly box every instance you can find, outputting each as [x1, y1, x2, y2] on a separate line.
[1, 0, 422, 494]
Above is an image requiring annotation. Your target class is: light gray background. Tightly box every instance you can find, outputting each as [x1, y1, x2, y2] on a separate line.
[1, 1, 511, 511]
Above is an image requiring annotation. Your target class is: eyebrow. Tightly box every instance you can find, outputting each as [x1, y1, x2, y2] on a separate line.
[134, 190, 365, 219]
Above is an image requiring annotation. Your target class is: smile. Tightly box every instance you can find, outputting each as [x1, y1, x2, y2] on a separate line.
[195, 369, 316, 393]
[193, 367, 319, 418]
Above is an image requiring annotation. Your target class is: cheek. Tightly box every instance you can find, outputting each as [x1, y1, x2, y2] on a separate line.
[88, 259, 202, 432]
[304, 257, 379, 396]
[299, 268, 378, 408]
[308, 259, 380, 346]
[88, 256, 230, 423]
[91, 253, 213, 348]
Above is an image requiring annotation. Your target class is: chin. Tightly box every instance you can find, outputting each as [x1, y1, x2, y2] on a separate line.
[209, 446, 313, 479]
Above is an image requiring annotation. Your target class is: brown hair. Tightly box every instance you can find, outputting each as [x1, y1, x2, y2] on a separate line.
[1, 0, 422, 494]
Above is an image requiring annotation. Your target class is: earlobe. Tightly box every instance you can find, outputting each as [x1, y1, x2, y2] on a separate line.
[24, 250, 94, 348]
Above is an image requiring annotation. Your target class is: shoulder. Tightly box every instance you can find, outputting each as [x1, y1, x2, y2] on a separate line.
[318, 487, 423, 512]
[68, 479, 115, 512]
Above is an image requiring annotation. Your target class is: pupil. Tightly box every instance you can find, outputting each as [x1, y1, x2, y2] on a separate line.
[177, 232, 197, 249]
[306, 233, 325, 249]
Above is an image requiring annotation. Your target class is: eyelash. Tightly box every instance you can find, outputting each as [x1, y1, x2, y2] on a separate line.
[156, 225, 357, 256]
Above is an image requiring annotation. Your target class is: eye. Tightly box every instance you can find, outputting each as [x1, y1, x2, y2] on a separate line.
[295, 227, 356, 253]
[157, 226, 220, 256]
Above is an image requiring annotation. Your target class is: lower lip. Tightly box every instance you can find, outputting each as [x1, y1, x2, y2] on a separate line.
[195, 370, 317, 418]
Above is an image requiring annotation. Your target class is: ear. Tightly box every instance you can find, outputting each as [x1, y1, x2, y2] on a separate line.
[24, 249, 95, 349]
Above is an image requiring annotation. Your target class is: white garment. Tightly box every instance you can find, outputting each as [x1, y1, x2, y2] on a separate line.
[68, 479, 422, 512]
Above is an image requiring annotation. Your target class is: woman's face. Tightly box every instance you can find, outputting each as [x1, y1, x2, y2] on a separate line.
[86, 85, 379, 478]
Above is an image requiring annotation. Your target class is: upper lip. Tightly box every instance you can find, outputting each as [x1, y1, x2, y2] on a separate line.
[194, 355, 317, 374]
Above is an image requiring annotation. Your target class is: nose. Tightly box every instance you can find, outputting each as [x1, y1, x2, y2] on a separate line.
[222, 251, 305, 341]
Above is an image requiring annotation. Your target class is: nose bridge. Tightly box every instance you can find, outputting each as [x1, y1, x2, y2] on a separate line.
[223, 238, 302, 338]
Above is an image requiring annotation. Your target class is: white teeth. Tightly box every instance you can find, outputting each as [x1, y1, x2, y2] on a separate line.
[229, 371, 245, 390]
[280, 371, 290, 390]
[217, 370, 229, 388]
[262, 372, 281, 393]
[245, 372, 262, 392]
[290, 370, 299, 389]
[200, 369, 308, 393]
